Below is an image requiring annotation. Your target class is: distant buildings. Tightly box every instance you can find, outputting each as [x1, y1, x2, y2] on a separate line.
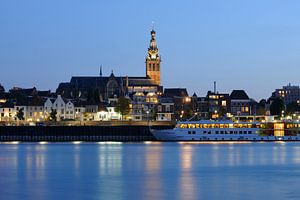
[271, 83, 300, 105]
[1, 29, 300, 124]
[230, 90, 251, 116]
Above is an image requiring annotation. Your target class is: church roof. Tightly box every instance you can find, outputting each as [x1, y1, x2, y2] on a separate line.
[126, 77, 158, 86]
[164, 88, 189, 97]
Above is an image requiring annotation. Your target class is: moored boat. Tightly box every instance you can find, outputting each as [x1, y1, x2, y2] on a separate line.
[151, 120, 300, 141]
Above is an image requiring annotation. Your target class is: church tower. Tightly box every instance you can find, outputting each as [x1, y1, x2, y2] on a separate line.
[146, 29, 161, 85]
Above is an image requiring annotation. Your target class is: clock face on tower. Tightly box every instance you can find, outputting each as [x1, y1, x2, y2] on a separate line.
[151, 53, 156, 59]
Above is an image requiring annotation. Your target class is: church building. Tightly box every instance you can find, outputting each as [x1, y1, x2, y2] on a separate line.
[56, 29, 162, 102]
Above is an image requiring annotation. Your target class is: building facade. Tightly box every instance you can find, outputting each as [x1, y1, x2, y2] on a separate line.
[272, 84, 300, 105]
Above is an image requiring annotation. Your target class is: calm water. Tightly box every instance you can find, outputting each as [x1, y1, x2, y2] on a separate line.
[1, 142, 300, 200]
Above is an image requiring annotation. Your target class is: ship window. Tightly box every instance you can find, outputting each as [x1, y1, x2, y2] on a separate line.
[225, 131, 228, 134]
[230, 131, 233, 134]
[220, 131, 224, 134]
[244, 131, 247, 134]
[239, 131, 243, 134]
[192, 131, 196, 134]
[248, 131, 252, 134]
[216, 131, 219, 134]
[203, 131, 207, 134]
[188, 131, 191, 134]
[208, 131, 211, 134]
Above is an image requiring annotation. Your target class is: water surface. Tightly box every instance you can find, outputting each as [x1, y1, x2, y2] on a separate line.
[0, 142, 300, 200]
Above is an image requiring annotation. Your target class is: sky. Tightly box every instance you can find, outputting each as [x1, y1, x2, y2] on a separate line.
[0, 0, 300, 101]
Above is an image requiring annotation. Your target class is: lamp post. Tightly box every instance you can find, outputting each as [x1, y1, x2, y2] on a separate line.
[146, 110, 149, 126]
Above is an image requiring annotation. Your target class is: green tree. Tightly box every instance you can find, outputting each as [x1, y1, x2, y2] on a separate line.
[270, 98, 285, 116]
[286, 102, 300, 114]
[256, 99, 267, 115]
[115, 96, 130, 120]
[16, 108, 25, 121]
[49, 109, 57, 122]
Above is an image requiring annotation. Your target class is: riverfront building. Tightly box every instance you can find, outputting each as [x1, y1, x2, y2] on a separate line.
[271, 84, 300, 105]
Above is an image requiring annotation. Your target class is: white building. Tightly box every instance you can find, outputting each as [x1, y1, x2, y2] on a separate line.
[0, 103, 15, 122]
[44, 95, 75, 121]
[65, 100, 75, 120]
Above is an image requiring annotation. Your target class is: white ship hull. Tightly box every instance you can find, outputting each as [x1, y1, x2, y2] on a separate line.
[151, 129, 300, 141]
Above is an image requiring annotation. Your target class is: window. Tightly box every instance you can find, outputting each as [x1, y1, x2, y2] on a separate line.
[221, 100, 226, 106]
[166, 106, 170, 112]
[216, 131, 219, 134]
[248, 131, 252, 134]
[158, 105, 162, 112]
[220, 131, 224, 134]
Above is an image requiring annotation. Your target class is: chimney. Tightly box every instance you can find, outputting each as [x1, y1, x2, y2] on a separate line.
[214, 81, 217, 94]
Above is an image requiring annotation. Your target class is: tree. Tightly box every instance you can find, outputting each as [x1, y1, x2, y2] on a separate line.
[256, 99, 267, 115]
[16, 108, 25, 121]
[49, 108, 57, 122]
[270, 98, 284, 116]
[115, 96, 130, 120]
[286, 102, 300, 114]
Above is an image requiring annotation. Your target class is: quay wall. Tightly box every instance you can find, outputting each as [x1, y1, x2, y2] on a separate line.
[0, 125, 173, 142]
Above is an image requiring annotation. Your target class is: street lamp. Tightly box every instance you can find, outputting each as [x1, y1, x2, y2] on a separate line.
[146, 110, 149, 126]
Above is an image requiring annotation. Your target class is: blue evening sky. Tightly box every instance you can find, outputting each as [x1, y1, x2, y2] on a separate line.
[1, 0, 300, 100]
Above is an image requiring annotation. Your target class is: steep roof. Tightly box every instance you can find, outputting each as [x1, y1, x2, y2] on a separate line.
[0, 101, 14, 108]
[0, 84, 5, 93]
[164, 88, 189, 97]
[126, 77, 158, 86]
[9, 87, 37, 96]
[230, 90, 249, 100]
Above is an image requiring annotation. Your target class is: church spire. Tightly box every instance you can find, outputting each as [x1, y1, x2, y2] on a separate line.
[99, 65, 103, 77]
[149, 29, 158, 51]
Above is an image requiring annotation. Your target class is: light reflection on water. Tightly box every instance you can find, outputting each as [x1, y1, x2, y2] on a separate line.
[1, 142, 300, 199]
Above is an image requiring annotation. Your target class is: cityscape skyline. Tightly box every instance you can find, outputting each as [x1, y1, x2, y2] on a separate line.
[1, 0, 300, 101]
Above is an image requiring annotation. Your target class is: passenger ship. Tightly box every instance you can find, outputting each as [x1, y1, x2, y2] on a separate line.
[151, 120, 300, 141]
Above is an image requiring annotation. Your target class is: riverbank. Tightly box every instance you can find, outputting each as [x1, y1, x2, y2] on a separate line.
[0, 124, 174, 142]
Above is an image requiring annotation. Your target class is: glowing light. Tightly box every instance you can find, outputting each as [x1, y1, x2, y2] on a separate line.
[39, 141, 48, 145]
[98, 141, 122, 145]
[72, 141, 82, 144]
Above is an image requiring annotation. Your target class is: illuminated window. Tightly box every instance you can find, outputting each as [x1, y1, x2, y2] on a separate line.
[221, 100, 226, 106]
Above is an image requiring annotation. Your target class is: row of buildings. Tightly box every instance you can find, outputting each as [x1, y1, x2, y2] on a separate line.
[1, 83, 299, 123]
[0, 29, 299, 123]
